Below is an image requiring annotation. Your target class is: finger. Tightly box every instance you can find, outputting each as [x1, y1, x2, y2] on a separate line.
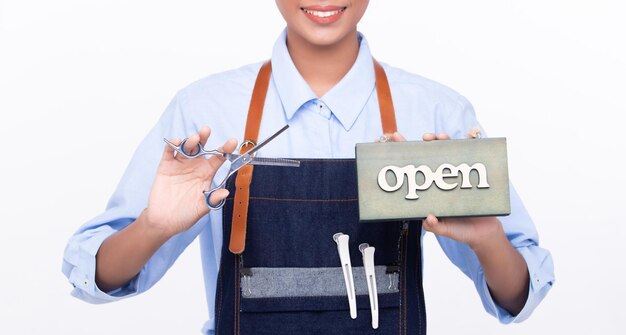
[162, 138, 181, 161]
[467, 127, 481, 139]
[222, 138, 238, 154]
[422, 214, 450, 237]
[208, 188, 230, 208]
[207, 138, 239, 170]
[198, 126, 211, 147]
[422, 133, 437, 141]
[436, 133, 450, 140]
[183, 133, 201, 156]
[390, 132, 407, 142]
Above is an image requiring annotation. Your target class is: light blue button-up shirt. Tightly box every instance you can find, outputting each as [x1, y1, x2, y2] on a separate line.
[62, 30, 554, 334]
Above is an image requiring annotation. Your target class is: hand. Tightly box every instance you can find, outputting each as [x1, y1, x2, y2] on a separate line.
[423, 215, 504, 250]
[391, 131, 502, 248]
[410, 132, 527, 314]
[144, 126, 237, 238]
[385, 132, 450, 142]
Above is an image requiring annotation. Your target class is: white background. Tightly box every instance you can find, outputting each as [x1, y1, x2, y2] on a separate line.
[1, 1, 624, 334]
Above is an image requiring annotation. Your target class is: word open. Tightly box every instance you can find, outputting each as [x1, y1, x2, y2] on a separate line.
[377, 163, 490, 199]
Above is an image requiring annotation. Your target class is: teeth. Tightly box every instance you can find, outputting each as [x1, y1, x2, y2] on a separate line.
[303, 8, 345, 18]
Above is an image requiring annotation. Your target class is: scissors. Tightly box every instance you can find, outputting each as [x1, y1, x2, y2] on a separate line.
[164, 125, 299, 210]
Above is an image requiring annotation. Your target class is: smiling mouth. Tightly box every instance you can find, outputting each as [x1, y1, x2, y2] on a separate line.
[301, 7, 347, 18]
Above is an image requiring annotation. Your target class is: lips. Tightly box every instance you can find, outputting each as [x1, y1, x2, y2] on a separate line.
[302, 7, 346, 17]
[301, 5, 347, 24]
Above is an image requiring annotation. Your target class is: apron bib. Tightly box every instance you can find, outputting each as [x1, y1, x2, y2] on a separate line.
[213, 60, 426, 334]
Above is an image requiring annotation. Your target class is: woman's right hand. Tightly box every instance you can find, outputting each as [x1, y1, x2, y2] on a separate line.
[144, 126, 238, 238]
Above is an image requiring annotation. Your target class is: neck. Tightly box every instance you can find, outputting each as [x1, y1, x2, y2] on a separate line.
[286, 30, 360, 98]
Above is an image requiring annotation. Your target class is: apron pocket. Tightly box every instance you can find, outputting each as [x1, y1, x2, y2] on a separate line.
[239, 266, 400, 313]
[239, 300, 401, 335]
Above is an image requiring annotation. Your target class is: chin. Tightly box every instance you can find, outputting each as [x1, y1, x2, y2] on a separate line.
[294, 25, 356, 47]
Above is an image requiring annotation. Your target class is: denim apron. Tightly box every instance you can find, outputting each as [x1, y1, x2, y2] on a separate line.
[213, 61, 426, 334]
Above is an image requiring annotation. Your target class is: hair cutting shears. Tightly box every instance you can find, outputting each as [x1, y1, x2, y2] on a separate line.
[164, 125, 299, 210]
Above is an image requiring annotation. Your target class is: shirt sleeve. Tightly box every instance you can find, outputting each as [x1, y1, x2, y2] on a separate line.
[61, 91, 212, 303]
[435, 98, 555, 323]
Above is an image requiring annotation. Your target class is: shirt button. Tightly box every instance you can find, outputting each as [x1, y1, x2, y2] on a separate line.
[317, 103, 331, 119]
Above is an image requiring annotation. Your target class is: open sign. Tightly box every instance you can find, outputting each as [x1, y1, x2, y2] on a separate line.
[355, 138, 510, 221]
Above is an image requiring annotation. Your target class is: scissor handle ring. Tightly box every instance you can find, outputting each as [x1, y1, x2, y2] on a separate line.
[204, 189, 226, 210]
[178, 139, 203, 158]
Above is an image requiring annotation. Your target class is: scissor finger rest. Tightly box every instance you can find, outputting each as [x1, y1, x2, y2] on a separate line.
[163, 138, 224, 159]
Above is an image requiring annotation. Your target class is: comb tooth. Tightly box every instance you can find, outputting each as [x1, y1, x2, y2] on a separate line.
[250, 157, 300, 167]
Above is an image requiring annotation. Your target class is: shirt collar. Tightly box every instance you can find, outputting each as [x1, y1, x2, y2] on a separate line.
[271, 29, 376, 131]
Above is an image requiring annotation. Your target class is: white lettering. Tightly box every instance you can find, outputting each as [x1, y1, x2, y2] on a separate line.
[377, 166, 405, 192]
[434, 163, 458, 190]
[457, 163, 490, 189]
[377, 163, 490, 199]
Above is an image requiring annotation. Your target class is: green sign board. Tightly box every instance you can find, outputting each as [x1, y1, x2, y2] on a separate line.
[355, 138, 510, 221]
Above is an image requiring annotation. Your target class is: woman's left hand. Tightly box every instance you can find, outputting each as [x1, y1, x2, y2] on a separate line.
[388, 132, 528, 314]
[389, 131, 503, 250]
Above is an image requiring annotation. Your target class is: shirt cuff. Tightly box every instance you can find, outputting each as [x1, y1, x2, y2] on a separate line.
[66, 225, 140, 303]
[479, 246, 555, 324]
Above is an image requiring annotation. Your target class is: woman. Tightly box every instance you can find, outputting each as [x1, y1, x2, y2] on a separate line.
[63, 1, 554, 334]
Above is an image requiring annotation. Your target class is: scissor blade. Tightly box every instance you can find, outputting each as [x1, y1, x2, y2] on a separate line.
[245, 125, 289, 157]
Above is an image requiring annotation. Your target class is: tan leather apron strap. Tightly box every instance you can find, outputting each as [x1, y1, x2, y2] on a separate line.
[229, 61, 272, 254]
[229, 58, 396, 254]
[373, 59, 398, 134]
